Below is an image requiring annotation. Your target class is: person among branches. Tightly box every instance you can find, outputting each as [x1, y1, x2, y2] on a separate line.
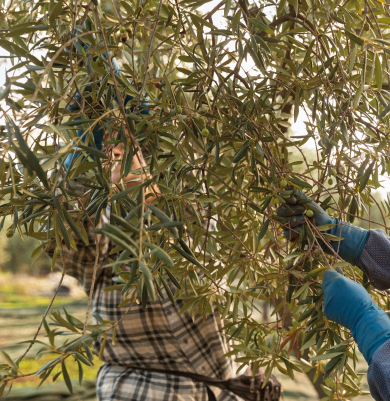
[50, 124, 242, 400]
[278, 190, 390, 401]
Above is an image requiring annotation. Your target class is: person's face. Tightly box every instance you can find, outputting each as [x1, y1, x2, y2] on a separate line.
[110, 144, 157, 204]
[111, 145, 143, 189]
[111, 144, 124, 184]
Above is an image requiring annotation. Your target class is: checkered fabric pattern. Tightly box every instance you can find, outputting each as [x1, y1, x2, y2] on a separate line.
[47, 213, 242, 401]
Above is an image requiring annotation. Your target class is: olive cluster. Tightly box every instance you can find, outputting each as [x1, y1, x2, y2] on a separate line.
[117, 26, 143, 43]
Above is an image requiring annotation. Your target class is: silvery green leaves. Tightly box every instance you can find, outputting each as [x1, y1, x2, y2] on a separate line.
[6, 118, 50, 191]
[146, 204, 181, 240]
[1, 0, 390, 397]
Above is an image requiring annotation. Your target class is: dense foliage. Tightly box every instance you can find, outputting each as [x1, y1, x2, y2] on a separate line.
[1, 0, 390, 398]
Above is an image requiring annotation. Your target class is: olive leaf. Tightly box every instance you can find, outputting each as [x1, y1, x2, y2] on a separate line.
[1, 0, 389, 397]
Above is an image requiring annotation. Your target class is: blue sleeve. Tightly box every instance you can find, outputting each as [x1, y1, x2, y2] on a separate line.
[357, 229, 390, 290]
[65, 44, 150, 169]
[357, 230, 390, 399]
[368, 340, 390, 400]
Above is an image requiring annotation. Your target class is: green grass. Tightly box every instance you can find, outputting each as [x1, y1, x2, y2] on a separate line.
[0, 272, 99, 398]
[0, 293, 79, 310]
[12, 355, 102, 388]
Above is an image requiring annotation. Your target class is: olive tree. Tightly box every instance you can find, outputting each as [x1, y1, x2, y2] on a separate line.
[0, 0, 390, 398]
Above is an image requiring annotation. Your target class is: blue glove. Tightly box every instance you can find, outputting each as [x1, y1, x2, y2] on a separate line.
[322, 269, 390, 364]
[276, 189, 369, 266]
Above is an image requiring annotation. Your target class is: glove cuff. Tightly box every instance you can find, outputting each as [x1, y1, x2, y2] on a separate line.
[353, 305, 390, 365]
[331, 221, 369, 266]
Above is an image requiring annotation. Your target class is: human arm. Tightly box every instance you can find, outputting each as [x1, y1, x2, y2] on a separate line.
[278, 190, 390, 399]
[65, 45, 150, 169]
[356, 229, 390, 290]
[276, 190, 390, 290]
[322, 269, 390, 401]
[46, 215, 110, 293]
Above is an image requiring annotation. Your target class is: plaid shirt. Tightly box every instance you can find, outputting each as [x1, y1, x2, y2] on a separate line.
[48, 212, 242, 401]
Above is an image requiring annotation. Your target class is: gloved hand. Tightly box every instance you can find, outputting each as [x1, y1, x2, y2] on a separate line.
[276, 189, 369, 266]
[322, 269, 390, 364]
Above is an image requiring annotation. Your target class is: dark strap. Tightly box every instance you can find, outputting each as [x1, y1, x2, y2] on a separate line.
[124, 364, 229, 390]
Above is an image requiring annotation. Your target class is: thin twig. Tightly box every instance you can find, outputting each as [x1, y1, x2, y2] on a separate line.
[19, 244, 67, 362]
[83, 240, 100, 335]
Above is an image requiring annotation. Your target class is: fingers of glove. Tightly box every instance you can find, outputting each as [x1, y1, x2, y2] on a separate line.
[290, 216, 305, 228]
[293, 189, 326, 211]
[282, 217, 305, 240]
[284, 195, 298, 205]
[283, 226, 301, 240]
[293, 188, 314, 201]
[277, 203, 306, 217]
[292, 189, 329, 217]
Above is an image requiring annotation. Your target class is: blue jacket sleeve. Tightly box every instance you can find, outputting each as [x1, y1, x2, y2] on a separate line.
[356, 229, 390, 400]
[357, 229, 390, 290]
[367, 340, 390, 401]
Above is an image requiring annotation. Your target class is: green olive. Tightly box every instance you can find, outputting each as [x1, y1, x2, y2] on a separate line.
[305, 210, 314, 218]
[328, 178, 333, 185]
[252, 220, 259, 228]
[6, 229, 14, 238]
[330, 168, 337, 176]
[201, 128, 210, 137]
[280, 179, 287, 188]
[176, 106, 182, 114]
[120, 26, 126, 33]
[136, 31, 142, 40]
